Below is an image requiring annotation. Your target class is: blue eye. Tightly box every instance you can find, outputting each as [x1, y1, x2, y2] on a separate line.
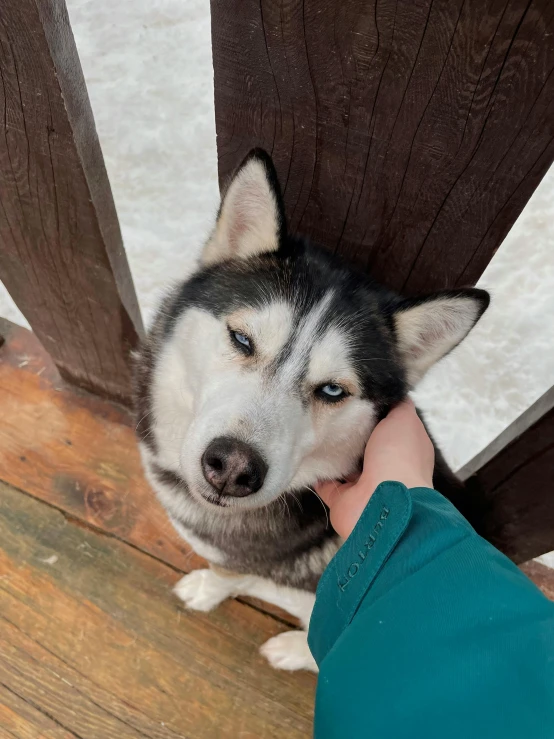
[316, 384, 347, 402]
[230, 329, 253, 354]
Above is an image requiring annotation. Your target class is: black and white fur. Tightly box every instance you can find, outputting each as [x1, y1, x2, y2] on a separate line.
[135, 150, 489, 672]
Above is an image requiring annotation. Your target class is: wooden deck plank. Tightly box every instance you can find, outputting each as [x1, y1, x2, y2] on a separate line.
[0, 318, 197, 572]
[520, 561, 554, 601]
[0, 683, 77, 739]
[0, 319, 299, 626]
[0, 480, 314, 738]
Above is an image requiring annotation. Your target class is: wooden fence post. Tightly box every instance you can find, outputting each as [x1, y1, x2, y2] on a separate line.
[459, 388, 554, 563]
[211, 0, 554, 293]
[0, 0, 143, 406]
[211, 0, 554, 560]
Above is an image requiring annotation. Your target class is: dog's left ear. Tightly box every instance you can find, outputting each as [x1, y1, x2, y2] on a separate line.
[203, 149, 285, 265]
[393, 288, 490, 386]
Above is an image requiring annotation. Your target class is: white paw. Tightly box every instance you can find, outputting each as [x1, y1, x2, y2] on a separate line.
[260, 630, 319, 673]
[173, 569, 234, 612]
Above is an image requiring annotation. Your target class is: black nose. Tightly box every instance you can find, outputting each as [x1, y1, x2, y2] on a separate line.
[201, 437, 268, 497]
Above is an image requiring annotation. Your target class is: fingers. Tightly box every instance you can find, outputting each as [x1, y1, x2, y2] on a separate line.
[315, 479, 355, 507]
[315, 398, 429, 513]
[360, 395, 434, 491]
[379, 397, 418, 426]
[362, 398, 424, 463]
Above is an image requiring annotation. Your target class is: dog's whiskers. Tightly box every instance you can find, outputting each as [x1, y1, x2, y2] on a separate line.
[135, 408, 154, 431]
[288, 490, 304, 514]
[278, 492, 292, 521]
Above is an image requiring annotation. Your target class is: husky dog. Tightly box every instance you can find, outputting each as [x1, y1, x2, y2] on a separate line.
[135, 150, 489, 672]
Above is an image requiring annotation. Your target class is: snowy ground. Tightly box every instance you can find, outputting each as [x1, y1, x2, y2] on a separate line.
[1, 1, 552, 564]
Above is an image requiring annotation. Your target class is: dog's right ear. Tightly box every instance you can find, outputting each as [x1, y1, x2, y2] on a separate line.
[392, 288, 490, 386]
[202, 149, 286, 266]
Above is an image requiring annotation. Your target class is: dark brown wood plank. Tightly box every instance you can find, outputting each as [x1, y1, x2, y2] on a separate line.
[211, 0, 554, 292]
[0, 480, 315, 738]
[463, 388, 554, 563]
[521, 560, 554, 600]
[0, 317, 298, 625]
[0, 0, 143, 405]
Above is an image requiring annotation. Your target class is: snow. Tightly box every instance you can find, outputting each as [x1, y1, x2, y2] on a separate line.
[1, 0, 552, 566]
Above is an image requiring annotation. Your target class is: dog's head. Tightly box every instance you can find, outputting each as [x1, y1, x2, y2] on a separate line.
[139, 150, 489, 511]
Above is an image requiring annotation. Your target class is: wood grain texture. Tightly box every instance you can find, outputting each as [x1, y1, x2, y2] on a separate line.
[0, 318, 297, 626]
[0, 684, 77, 739]
[0, 0, 143, 405]
[0, 481, 315, 738]
[521, 560, 554, 600]
[464, 397, 554, 563]
[0, 319, 195, 574]
[211, 0, 554, 292]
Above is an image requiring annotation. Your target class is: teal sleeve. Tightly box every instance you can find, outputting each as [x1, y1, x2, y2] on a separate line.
[308, 481, 554, 739]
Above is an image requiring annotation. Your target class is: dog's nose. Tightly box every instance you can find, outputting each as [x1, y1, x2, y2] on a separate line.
[201, 437, 268, 497]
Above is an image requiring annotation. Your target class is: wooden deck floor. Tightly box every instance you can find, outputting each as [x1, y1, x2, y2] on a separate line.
[0, 320, 315, 738]
[0, 318, 552, 738]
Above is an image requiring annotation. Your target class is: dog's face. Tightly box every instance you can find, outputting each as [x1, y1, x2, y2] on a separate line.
[141, 151, 489, 512]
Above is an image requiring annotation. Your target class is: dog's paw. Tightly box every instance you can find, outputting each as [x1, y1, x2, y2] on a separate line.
[173, 569, 233, 612]
[260, 630, 318, 673]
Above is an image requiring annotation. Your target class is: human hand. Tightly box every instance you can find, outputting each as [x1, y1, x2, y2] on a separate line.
[316, 399, 435, 539]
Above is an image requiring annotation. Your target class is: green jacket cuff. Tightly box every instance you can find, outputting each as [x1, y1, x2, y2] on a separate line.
[308, 480, 412, 663]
